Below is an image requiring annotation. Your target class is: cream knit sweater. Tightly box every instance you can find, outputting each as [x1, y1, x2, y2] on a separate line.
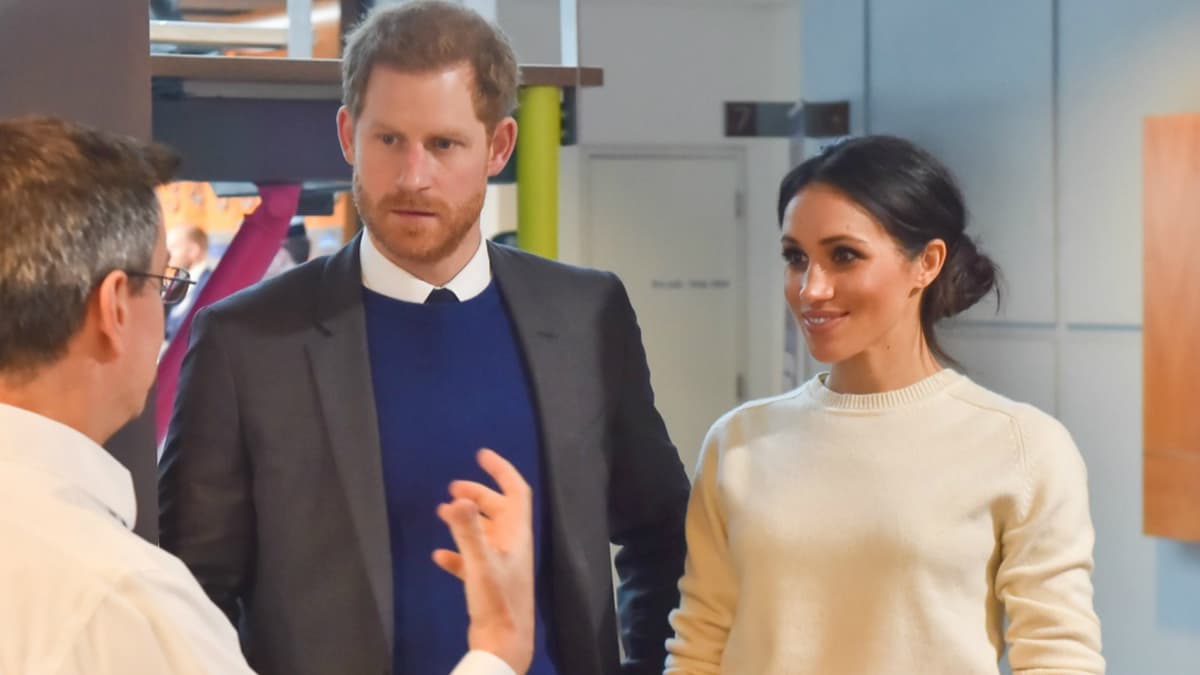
[665, 369, 1104, 674]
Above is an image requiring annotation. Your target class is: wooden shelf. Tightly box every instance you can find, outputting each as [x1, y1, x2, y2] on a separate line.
[151, 54, 603, 88]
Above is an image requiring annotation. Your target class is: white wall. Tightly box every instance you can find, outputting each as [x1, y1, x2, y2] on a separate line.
[802, 0, 1200, 672]
[498, 0, 803, 400]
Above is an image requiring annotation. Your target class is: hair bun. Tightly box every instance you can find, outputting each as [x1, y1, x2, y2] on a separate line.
[935, 237, 998, 318]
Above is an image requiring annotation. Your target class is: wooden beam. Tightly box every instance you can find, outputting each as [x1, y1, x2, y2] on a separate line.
[151, 54, 604, 88]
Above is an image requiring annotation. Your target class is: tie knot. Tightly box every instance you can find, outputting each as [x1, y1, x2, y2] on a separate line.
[424, 288, 460, 304]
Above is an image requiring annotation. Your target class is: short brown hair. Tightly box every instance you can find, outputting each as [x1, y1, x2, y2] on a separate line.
[0, 116, 179, 375]
[342, 0, 519, 129]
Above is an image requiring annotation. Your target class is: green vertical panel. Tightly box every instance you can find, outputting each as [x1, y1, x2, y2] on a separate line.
[516, 86, 560, 259]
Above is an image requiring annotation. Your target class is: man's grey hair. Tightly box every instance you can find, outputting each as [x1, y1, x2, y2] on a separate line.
[0, 116, 179, 376]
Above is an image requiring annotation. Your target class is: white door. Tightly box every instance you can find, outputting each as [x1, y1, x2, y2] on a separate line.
[583, 149, 746, 476]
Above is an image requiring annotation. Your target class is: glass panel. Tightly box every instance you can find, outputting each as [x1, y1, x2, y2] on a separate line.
[150, 0, 339, 58]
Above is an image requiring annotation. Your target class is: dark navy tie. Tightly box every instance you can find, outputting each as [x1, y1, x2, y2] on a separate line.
[424, 288, 460, 304]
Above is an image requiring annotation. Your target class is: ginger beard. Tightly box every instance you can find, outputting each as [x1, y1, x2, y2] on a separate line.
[354, 168, 486, 267]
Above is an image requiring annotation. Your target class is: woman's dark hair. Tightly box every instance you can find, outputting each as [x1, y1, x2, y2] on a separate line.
[776, 135, 1000, 366]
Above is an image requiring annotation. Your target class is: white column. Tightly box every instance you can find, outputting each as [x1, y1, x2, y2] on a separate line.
[560, 0, 577, 66]
[286, 0, 313, 57]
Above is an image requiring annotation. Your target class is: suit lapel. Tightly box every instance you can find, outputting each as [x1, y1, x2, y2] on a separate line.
[488, 243, 587, 478]
[305, 234, 393, 653]
[489, 244, 601, 664]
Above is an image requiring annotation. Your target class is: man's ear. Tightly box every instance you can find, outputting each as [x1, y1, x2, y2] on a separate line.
[486, 117, 518, 177]
[337, 106, 357, 166]
[90, 270, 134, 363]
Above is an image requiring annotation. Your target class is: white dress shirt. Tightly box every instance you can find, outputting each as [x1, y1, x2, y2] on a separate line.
[451, 651, 518, 675]
[360, 230, 492, 302]
[168, 260, 212, 321]
[0, 403, 255, 675]
[0, 403, 516, 675]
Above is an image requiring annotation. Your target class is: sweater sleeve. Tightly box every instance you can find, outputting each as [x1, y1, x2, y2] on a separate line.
[664, 423, 738, 675]
[996, 410, 1105, 674]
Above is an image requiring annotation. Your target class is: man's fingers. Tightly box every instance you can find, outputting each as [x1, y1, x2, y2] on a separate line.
[431, 549, 464, 579]
[476, 448, 531, 506]
[437, 499, 489, 566]
[448, 480, 505, 518]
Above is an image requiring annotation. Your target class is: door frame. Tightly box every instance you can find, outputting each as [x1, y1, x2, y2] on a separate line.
[579, 144, 751, 404]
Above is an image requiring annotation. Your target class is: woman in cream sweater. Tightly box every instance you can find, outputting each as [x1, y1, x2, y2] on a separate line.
[665, 136, 1104, 674]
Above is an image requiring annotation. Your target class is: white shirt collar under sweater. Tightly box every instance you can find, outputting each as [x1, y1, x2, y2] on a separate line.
[359, 230, 491, 303]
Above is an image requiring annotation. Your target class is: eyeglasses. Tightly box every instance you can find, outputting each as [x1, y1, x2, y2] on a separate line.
[125, 266, 196, 306]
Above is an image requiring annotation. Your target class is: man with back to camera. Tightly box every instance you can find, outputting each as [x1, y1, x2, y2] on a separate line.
[0, 115, 540, 675]
[158, 2, 691, 674]
[0, 115, 251, 675]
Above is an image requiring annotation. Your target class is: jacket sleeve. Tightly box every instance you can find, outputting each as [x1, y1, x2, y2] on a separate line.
[158, 307, 255, 629]
[603, 274, 692, 675]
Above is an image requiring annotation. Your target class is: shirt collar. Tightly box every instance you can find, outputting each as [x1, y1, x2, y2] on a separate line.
[0, 403, 136, 530]
[359, 231, 491, 303]
[187, 260, 209, 281]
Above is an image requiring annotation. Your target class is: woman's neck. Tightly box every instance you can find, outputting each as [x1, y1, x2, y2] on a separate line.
[826, 338, 944, 395]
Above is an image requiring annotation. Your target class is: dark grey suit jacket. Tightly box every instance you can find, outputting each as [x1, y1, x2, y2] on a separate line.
[159, 237, 690, 675]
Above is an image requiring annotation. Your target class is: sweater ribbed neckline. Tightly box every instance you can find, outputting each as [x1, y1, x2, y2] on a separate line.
[805, 368, 963, 411]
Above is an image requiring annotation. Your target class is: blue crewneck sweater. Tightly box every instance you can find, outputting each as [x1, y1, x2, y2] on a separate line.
[362, 281, 557, 675]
